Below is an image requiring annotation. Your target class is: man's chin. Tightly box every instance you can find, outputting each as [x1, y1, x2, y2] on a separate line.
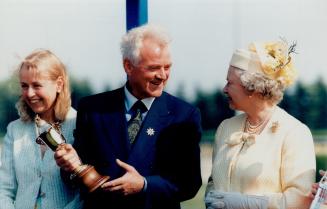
[152, 91, 163, 98]
[148, 89, 164, 98]
[147, 86, 164, 97]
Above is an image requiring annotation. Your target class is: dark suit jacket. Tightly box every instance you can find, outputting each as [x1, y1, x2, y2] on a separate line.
[73, 87, 202, 209]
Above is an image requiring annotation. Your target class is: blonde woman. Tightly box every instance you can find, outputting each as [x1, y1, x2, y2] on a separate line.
[205, 41, 316, 209]
[0, 50, 82, 209]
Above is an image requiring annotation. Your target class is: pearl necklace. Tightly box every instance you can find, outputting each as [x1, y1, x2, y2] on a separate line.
[244, 117, 270, 135]
[244, 108, 275, 135]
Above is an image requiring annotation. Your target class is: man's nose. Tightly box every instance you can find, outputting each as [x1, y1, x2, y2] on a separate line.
[156, 67, 167, 80]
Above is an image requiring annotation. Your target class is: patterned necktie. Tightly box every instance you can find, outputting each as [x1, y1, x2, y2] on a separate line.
[127, 100, 147, 144]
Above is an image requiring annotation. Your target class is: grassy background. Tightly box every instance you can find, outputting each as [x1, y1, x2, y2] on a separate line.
[181, 185, 206, 209]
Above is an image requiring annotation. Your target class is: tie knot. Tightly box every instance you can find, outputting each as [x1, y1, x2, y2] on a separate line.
[131, 100, 147, 114]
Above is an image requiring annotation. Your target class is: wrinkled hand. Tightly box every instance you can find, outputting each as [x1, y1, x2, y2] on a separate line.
[54, 143, 82, 172]
[101, 159, 144, 196]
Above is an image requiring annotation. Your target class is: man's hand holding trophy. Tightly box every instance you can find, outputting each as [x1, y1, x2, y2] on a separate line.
[36, 126, 110, 192]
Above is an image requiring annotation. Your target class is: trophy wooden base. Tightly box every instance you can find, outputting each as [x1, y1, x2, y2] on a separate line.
[75, 165, 110, 193]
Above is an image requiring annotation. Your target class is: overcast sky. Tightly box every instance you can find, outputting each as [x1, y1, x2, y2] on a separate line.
[1, 0, 326, 99]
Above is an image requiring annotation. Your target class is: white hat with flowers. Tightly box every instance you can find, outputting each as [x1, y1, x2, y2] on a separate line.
[230, 38, 297, 87]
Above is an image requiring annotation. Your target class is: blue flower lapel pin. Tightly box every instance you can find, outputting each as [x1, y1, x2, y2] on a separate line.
[146, 127, 155, 136]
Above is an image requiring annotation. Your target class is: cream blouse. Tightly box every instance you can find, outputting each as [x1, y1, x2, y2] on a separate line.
[207, 106, 316, 209]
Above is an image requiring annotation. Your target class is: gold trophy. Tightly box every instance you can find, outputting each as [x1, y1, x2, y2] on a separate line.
[36, 126, 110, 192]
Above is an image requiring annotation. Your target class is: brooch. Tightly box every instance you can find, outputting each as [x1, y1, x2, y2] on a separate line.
[271, 121, 279, 133]
[146, 127, 155, 136]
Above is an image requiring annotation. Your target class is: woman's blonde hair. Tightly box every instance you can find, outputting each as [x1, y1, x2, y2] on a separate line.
[16, 49, 71, 122]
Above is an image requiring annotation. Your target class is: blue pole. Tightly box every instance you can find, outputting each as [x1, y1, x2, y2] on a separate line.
[126, 0, 148, 31]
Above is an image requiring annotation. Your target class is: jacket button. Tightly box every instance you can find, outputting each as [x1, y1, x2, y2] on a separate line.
[217, 194, 224, 199]
[40, 192, 46, 198]
[212, 200, 225, 209]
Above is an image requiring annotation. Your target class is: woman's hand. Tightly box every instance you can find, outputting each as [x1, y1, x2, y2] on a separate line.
[205, 190, 268, 209]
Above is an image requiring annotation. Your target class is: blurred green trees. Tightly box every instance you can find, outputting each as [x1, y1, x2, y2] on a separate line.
[0, 75, 20, 133]
[193, 79, 327, 135]
[193, 89, 234, 134]
[280, 79, 327, 130]
[0, 76, 326, 135]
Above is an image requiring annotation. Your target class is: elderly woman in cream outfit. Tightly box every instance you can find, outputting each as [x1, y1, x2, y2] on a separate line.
[0, 50, 82, 209]
[205, 41, 316, 209]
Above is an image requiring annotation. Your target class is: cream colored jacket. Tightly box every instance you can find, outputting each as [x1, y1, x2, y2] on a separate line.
[207, 106, 316, 209]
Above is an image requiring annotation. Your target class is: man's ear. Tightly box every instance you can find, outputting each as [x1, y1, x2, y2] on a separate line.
[123, 59, 133, 76]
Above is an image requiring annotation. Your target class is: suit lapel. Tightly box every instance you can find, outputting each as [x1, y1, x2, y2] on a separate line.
[128, 93, 173, 165]
[100, 88, 129, 162]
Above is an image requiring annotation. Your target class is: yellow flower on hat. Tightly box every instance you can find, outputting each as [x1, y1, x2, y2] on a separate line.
[276, 61, 297, 86]
[249, 39, 297, 87]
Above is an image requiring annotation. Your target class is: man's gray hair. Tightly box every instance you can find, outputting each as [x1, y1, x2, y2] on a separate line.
[120, 24, 171, 65]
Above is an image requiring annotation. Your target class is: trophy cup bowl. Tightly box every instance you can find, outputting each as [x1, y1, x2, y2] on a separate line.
[36, 127, 110, 192]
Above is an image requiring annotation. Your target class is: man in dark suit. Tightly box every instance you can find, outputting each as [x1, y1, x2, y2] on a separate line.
[54, 24, 202, 209]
